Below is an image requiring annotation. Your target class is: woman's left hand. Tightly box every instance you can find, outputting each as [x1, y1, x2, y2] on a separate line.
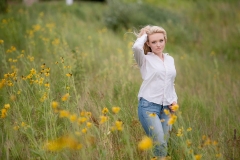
[169, 102, 179, 112]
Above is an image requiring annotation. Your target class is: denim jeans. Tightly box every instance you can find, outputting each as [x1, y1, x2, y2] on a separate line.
[138, 97, 172, 157]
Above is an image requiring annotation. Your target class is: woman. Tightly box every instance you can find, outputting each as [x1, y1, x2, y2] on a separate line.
[132, 25, 178, 159]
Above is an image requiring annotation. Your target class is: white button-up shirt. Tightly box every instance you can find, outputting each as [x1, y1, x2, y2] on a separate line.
[132, 34, 177, 105]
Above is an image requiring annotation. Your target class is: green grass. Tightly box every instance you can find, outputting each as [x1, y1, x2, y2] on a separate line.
[0, 1, 240, 160]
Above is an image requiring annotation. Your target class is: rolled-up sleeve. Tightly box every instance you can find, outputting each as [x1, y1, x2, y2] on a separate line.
[132, 34, 147, 67]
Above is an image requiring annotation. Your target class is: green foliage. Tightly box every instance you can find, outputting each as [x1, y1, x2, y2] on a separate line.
[0, 0, 7, 13]
[103, 0, 181, 31]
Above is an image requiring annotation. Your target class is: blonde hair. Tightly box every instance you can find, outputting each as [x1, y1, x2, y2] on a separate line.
[134, 25, 167, 55]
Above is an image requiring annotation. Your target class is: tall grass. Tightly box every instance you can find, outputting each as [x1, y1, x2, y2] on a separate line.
[0, 1, 239, 160]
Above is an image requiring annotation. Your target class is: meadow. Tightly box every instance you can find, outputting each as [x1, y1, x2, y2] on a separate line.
[0, 0, 240, 159]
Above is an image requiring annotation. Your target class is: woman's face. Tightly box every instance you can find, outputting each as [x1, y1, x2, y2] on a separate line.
[147, 33, 165, 55]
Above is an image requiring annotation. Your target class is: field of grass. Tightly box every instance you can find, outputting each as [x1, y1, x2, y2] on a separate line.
[0, 0, 240, 159]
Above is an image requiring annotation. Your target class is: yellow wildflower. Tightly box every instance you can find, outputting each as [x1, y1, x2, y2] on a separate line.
[86, 112, 92, 117]
[186, 139, 192, 147]
[45, 82, 50, 88]
[51, 101, 59, 109]
[13, 125, 20, 130]
[212, 140, 218, 146]
[202, 135, 206, 141]
[189, 149, 193, 154]
[194, 154, 202, 160]
[59, 110, 70, 118]
[44, 136, 81, 151]
[4, 104, 10, 109]
[216, 153, 222, 158]
[52, 38, 60, 45]
[78, 117, 87, 124]
[66, 73, 72, 77]
[1, 108, 7, 118]
[177, 128, 183, 137]
[69, 114, 77, 122]
[187, 127, 192, 132]
[112, 106, 120, 114]
[82, 128, 87, 134]
[204, 137, 211, 146]
[45, 72, 50, 77]
[0, 79, 6, 88]
[61, 93, 70, 101]
[164, 109, 170, 115]
[99, 115, 108, 124]
[80, 111, 86, 116]
[138, 136, 153, 150]
[21, 122, 27, 127]
[171, 104, 179, 112]
[168, 114, 177, 125]
[115, 120, 123, 131]
[0, 40, 4, 44]
[30, 68, 36, 75]
[41, 63, 46, 68]
[6, 46, 16, 53]
[102, 107, 109, 114]
[86, 122, 92, 128]
[32, 24, 41, 32]
[149, 113, 156, 117]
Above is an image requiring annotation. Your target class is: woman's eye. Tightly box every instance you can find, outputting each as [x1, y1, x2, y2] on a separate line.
[160, 40, 163, 42]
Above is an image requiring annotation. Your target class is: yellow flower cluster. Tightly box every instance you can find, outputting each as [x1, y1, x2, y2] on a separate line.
[171, 104, 179, 112]
[44, 135, 82, 151]
[177, 127, 184, 137]
[52, 38, 60, 45]
[52, 102, 93, 135]
[0, 79, 6, 89]
[26, 24, 42, 38]
[61, 93, 70, 101]
[168, 114, 177, 125]
[99, 106, 122, 129]
[13, 121, 29, 130]
[111, 120, 123, 131]
[1, 104, 10, 118]
[27, 55, 34, 61]
[6, 46, 16, 53]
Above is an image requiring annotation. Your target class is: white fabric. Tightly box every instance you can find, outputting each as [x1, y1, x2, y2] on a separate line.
[132, 34, 178, 105]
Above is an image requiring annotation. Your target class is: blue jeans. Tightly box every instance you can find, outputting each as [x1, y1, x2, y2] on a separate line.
[138, 97, 171, 157]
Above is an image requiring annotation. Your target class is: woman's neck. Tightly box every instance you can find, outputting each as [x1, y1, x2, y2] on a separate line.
[155, 52, 164, 61]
